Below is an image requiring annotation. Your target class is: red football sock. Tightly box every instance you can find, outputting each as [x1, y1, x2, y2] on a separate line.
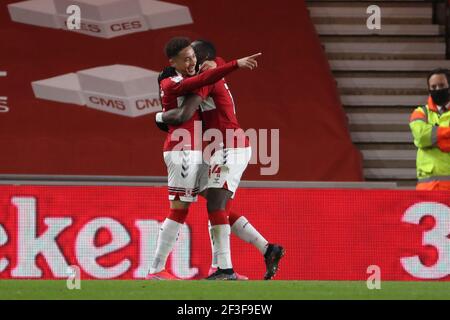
[228, 211, 243, 227]
[225, 199, 243, 226]
[168, 208, 189, 224]
[208, 210, 229, 225]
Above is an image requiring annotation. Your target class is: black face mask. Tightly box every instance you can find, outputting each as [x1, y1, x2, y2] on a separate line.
[430, 88, 450, 106]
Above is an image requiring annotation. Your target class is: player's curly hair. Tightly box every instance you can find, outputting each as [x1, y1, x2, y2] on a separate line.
[427, 68, 450, 89]
[191, 39, 216, 65]
[164, 37, 192, 59]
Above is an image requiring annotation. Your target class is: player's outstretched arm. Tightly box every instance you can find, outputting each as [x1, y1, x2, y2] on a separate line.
[155, 94, 203, 126]
[170, 53, 262, 96]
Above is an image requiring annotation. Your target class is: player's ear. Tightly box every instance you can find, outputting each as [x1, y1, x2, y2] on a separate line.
[169, 58, 176, 68]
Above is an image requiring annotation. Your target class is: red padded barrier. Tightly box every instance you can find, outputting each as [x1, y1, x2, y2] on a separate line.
[1, 185, 450, 280]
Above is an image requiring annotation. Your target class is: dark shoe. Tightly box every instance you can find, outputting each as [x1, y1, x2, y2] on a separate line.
[264, 244, 285, 280]
[208, 267, 248, 280]
[205, 269, 237, 280]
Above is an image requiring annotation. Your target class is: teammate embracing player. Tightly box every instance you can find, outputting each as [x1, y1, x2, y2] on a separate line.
[147, 37, 263, 280]
[150, 37, 285, 280]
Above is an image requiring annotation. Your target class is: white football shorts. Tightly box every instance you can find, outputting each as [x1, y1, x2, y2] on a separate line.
[198, 147, 252, 199]
[164, 150, 203, 202]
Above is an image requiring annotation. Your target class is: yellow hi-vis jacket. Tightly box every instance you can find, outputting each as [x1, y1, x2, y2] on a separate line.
[409, 96, 450, 182]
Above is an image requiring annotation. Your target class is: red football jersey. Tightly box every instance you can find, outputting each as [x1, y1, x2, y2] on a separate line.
[200, 58, 249, 148]
[159, 60, 238, 151]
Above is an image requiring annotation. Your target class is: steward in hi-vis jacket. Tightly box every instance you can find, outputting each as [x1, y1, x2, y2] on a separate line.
[410, 90, 450, 190]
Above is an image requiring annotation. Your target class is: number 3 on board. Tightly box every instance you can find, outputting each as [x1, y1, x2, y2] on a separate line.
[401, 202, 450, 279]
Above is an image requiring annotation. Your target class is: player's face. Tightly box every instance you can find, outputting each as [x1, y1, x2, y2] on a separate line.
[170, 46, 197, 77]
